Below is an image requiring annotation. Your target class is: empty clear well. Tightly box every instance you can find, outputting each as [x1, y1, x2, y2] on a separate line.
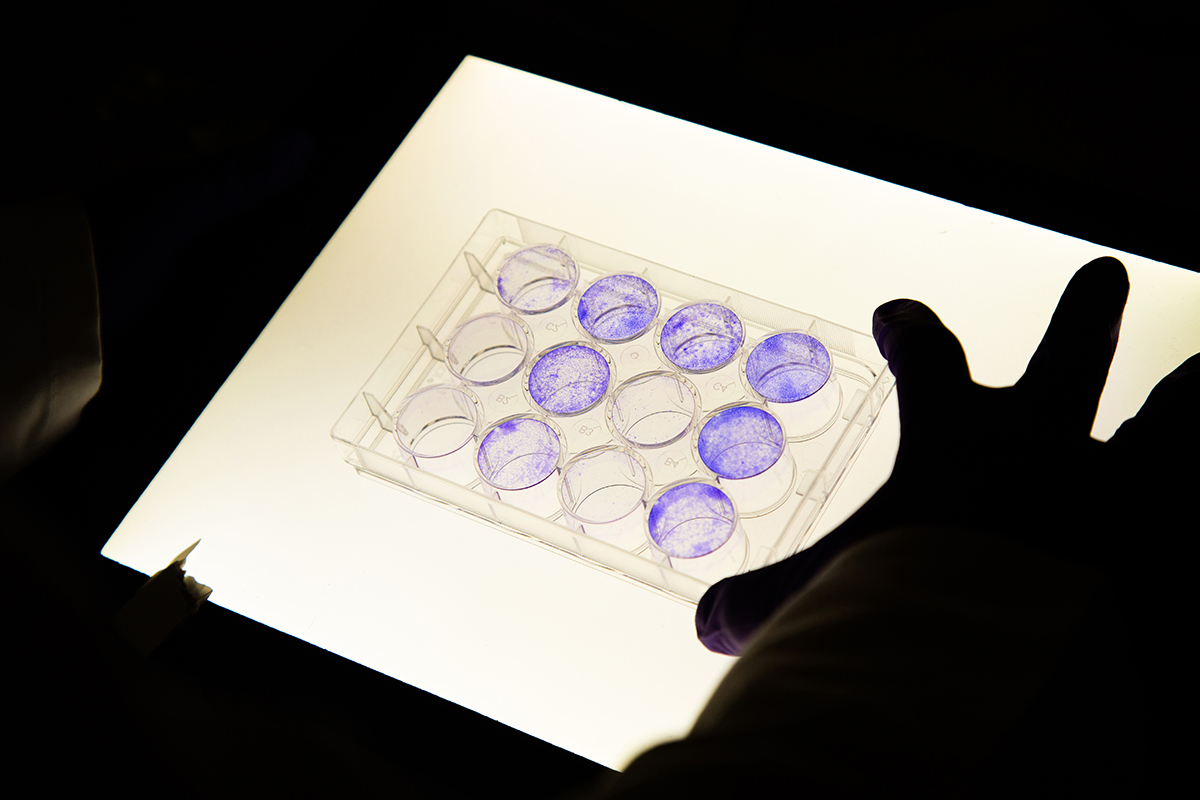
[559, 446, 651, 552]
[393, 384, 482, 485]
[446, 313, 533, 386]
[607, 371, 699, 449]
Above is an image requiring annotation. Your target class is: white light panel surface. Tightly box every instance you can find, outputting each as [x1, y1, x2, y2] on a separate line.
[102, 56, 1200, 770]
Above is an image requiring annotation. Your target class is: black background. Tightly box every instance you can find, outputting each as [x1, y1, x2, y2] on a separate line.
[2, 4, 1193, 796]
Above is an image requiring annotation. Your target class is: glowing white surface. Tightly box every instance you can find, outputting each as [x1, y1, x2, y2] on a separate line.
[101, 56, 1200, 770]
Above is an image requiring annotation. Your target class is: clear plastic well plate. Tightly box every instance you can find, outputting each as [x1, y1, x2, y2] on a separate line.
[331, 210, 895, 603]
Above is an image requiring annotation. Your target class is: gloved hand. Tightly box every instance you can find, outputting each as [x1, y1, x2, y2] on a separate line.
[696, 255, 1199, 656]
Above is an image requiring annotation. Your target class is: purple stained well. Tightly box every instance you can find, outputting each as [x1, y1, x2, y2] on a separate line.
[496, 245, 578, 314]
[647, 482, 737, 558]
[660, 303, 744, 373]
[528, 344, 610, 415]
[577, 274, 659, 342]
[746, 332, 832, 403]
[476, 417, 561, 490]
[697, 406, 785, 479]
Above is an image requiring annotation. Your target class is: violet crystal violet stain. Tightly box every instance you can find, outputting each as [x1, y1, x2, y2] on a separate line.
[528, 344, 610, 416]
[660, 302, 744, 372]
[648, 482, 738, 558]
[577, 274, 659, 342]
[476, 417, 561, 490]
[696, 405, 786, 479]
[746, 332, 832, 402]
[495, 244, 579, 314]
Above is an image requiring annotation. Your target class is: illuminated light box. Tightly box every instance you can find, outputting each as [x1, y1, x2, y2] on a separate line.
[101, 56, 1200, 772]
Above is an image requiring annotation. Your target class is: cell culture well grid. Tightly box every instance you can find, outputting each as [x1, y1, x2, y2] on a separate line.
[331, 210, 895, 604]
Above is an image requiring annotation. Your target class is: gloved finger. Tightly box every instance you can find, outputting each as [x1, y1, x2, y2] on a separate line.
[872, 299, 971, 433]
[1106, 351, 1200, 457]
[1100, 354, 1199, 698]
[1092, 353, 1200, 564]
[695, 558, 806, 656]
[1016, 256, 1129, 437]
[694, 533, 845, 655]
[695, 491, 895, 655]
